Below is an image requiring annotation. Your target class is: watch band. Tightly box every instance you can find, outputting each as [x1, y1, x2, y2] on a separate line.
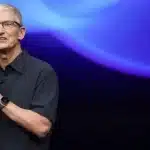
[0, 97, 5, 110]
[0, 96, 9, 110]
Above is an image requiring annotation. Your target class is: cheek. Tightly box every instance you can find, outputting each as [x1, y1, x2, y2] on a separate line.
[8, 32, 19, 44]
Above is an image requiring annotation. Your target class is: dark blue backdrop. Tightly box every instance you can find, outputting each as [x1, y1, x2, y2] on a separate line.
[21, 33, 150, 150]
[1, 0, 150, 149]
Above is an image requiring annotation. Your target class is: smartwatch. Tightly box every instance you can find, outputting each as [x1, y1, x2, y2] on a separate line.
[0, 96, 9, 110]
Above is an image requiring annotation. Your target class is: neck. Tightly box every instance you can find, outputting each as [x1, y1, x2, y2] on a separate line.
[0, 45, 22, 70]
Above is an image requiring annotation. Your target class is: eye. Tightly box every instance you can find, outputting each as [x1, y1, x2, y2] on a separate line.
[3, 22, 13, 26]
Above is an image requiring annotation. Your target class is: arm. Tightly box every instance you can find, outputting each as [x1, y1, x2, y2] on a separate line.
[0, 66, 58, 138]
[1, 101, 51, 138]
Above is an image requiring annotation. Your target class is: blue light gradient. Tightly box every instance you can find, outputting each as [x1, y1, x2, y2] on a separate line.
[0, 0, 150, 76]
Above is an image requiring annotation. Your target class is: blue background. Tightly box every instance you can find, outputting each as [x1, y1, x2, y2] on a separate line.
[1, 1, 150, 149]
[1, 0, 150, 76]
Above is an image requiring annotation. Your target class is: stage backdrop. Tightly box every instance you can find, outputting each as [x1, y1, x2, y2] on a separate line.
[1, 0, 150, 149]
[1, 0, 150, 77]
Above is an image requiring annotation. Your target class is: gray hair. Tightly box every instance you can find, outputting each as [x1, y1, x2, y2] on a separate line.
[0, 4, 23, 25]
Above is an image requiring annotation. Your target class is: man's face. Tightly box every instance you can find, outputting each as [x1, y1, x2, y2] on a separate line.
[0, 7, 25, 51]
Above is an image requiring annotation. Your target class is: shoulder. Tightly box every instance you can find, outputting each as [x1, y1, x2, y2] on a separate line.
[28, 54, 52, 70]
[25, 52, 54, 72]
[24, 52, 57, 81]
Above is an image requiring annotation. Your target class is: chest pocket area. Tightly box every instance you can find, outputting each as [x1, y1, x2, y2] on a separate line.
[6, 74, 35, 109]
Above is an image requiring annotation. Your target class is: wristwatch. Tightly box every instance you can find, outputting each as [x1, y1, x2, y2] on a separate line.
[0, 96, 9, 110]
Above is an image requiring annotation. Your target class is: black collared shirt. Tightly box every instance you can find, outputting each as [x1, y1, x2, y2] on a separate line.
[0, 50, 58, 150]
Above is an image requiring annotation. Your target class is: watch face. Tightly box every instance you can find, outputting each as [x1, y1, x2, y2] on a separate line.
[1, 97, 9, 105]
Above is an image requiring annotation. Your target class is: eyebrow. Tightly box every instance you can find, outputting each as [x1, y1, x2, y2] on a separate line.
[13, 21, 22, 27]
[0, 20, 22, 27]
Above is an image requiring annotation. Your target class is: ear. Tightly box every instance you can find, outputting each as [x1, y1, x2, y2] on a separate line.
[18, 26, 26, 40]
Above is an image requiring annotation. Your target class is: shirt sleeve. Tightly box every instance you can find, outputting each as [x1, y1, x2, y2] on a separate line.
[29, 65, 58, 124]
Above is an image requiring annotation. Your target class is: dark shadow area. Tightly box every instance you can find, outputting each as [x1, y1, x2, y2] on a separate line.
[22, 32, 150, 150]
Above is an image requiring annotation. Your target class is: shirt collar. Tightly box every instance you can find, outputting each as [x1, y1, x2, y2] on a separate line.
[9, 50, 27, 74]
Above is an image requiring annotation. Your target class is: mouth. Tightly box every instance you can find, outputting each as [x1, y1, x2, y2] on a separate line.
[0, 37, 7, 42]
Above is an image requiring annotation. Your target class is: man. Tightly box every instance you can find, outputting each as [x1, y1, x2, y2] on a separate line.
[0, 3, 58, 150]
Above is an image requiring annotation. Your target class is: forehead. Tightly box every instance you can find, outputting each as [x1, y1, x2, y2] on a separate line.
[0, 7, 16, 22]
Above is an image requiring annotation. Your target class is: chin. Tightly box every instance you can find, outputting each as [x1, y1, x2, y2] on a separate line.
[0, 46, 8, 49]
[0, 46, 10, 51]
[0, 43, 18, 51]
